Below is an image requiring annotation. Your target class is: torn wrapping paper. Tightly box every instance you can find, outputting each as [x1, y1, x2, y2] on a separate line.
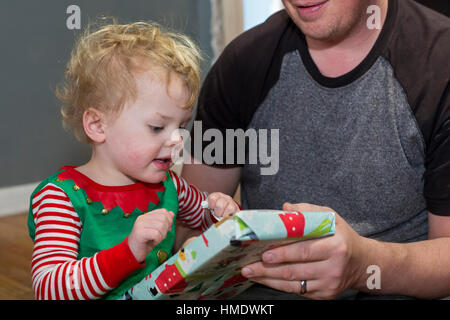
[127, 210, 335, 300]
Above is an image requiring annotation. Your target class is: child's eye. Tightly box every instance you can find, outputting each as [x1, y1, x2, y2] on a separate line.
[149, 125, 164, 133]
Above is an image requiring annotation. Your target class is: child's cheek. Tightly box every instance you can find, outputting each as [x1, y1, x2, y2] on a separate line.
[125, 148, 145, 167]
[124, 142, 155, 168]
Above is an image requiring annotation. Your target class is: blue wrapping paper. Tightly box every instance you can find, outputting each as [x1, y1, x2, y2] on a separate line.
[127, 210, 335, 300]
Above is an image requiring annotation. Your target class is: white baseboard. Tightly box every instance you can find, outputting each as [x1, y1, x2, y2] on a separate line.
[0, 182, 40, 218]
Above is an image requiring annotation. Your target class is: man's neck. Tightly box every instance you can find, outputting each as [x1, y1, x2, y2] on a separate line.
[306, 0, 388, 78]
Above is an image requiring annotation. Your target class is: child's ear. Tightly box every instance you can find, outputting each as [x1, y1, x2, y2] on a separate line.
[83, 108, 106, 143]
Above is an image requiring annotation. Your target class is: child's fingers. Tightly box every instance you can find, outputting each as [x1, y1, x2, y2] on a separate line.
[148, 208, 175, 219]
[142, 226, 166, 246]
[143, 218, 174, 243]
[128, 210, 174, 263]
[142, 209, 174, 225]
[135, 212, 174, 239]
[214, 197, 236, 217]
[206, 193, 219, 209]
[144, 218, 172, 233]
[207, 193, 239, 218]
[210, 197, 224, 217]
[223, 202, 239, 217]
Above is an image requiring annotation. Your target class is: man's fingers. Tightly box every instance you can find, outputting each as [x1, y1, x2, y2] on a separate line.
[248, 277, 321, 297]
[282, 202, 330, 212]
[241, 260, 328, 281]
[248, 277, 330, 299]
[260, 237, 332, 264]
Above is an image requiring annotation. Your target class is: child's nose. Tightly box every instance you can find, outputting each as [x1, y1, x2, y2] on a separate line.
[166, 129, 183, 147]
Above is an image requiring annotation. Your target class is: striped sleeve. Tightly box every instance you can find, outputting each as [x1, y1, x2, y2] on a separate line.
[30, 183, 143, 300]
[168, 171, 218, 231]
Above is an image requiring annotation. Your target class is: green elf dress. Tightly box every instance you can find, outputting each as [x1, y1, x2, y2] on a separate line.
[28, 166, 178, 300]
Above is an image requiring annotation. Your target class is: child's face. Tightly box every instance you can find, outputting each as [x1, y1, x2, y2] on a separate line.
[100, 70, 191, 184]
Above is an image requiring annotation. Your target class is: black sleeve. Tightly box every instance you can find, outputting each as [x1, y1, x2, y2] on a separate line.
[189, 37, 246, 165]
[387, 0, 450, 215]
[190, 11, 291, 165]
[414, 0, 450, 17]
[196, 40, 245, 134]
[423, 83, 450, 215]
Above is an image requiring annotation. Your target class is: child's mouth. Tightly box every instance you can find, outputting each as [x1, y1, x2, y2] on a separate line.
[153, 157, 172, 170]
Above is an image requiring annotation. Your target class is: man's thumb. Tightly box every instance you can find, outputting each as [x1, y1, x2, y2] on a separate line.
[282, 202, 295, 211]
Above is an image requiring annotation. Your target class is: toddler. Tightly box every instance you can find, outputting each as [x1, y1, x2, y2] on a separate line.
[28, 22, 239, 300]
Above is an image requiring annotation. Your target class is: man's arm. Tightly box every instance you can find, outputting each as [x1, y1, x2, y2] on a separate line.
[181, 157, 242, 196]
[428, 212, 450, 239]
[351, 211, 450, 298]
[242, 205, 450, 299]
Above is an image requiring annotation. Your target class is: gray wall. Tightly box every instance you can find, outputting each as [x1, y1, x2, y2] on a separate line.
[0, 0, 213, 188]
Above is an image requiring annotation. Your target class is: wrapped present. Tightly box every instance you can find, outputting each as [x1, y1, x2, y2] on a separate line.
[127, 210, 335, 300]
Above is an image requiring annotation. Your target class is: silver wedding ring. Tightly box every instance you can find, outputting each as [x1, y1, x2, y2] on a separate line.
[299, 280, 307, 295]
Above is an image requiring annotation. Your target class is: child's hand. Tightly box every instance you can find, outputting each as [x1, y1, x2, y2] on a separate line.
[128, 209, 174, 263]
[206, 192, 240, 219]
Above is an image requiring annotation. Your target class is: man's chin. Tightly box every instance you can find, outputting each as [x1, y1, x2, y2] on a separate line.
[297, 20, 337, 41]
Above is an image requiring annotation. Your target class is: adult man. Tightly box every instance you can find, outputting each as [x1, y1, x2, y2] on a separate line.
[181, 0, 450, 299]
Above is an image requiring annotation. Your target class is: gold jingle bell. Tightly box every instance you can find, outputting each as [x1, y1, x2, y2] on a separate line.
[157, 250, 168, 264]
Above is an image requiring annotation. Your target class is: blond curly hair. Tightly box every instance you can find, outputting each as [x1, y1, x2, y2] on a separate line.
[56, 21, 202, 143]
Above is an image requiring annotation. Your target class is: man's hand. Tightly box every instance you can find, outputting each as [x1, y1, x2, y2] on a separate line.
[128, 209, 174, 263]
[241, 202, 367, 300]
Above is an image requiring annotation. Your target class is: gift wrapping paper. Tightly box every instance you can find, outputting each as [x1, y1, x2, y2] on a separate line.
[127, 210, 335, 300]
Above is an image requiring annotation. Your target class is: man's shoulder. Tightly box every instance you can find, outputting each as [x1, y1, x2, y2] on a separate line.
[399, 0, 450, 26]
[232, 10, 291, 45]
[390, 0, 450, 65]
[401, 0, 450, 37]
[223, 10, 293, 64]
[383, 0, 449, 95]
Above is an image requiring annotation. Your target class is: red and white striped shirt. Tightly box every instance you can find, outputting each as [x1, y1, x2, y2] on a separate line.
[30, 170, 216, 300]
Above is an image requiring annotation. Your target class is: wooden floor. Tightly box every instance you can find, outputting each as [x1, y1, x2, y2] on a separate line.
[0, 213, 34, 300]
